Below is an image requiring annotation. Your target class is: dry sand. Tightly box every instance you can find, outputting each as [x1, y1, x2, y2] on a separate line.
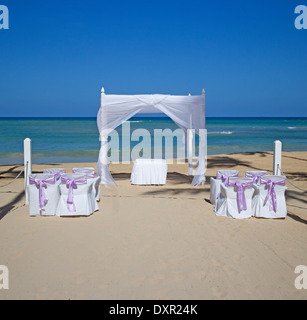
[0, 151, 307, 300]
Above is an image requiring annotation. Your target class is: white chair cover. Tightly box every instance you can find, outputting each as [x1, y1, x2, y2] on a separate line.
[131, 159, 168, 185]
[28, 174, 60, 216]
[252, 175, 287, 219]
[245, 171, 268, 185]
[210, 170, 239, 205]
[56, 174, 99, 217]
[73, 167, 95, 175]
[210, 177, 222, 205]
[43, 168, 66, 181]
[73, 167, 101, 201]
[215, 177, 254, 219]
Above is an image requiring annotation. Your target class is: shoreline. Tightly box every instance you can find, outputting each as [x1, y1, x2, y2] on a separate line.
[0, 150, 307, 299]
[1, 149, 307, 166]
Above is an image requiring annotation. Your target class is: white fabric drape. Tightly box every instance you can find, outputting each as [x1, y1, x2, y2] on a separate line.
[96, 94, 206, 186]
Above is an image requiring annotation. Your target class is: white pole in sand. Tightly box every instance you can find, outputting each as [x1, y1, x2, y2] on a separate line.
[273, 140, 282, 176]
[24, 138, 32, 204]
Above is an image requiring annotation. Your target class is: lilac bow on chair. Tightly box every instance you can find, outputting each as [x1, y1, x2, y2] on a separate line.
[53, 169, 66, 181]
[245, 171, 267, 184]
[29, 176, 56, 210]
[228, 180, 254, 212]
[73, 168, 95, 178]
[216, 172, 239, 186]
[261, 178, 286, 212]
[61, 175, 87, 212]
[43, 169, 66, 181]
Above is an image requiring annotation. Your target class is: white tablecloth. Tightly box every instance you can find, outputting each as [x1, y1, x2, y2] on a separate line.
[131, 159, 168, 185]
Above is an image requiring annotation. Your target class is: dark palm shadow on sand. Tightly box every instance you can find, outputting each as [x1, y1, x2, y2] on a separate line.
[0, 190, 24, 221]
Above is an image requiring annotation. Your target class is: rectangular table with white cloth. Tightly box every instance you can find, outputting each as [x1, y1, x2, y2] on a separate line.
[131, 159, 168, 185]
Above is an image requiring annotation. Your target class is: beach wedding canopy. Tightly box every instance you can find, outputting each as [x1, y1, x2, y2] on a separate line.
[96, 88, 207, 186]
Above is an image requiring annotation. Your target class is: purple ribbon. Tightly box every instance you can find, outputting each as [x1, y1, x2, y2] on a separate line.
[29, 176, 56, 210]
[245, 172, 267, 184]
[61, 175, 87, 212]
[43, 169, 66, 181]
[261, 178, 286, 212]
[73, 168, 95, 179]
[228, 180, 254, 212]
[53, 170, 66, 181]
[216, 172, 239, 186]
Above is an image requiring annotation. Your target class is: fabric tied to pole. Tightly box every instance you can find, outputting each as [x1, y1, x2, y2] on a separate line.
[216, 172, 239, 186]
[246, 172, 267, 184]
[73, 168, 95, 178]
[61, 175, 87, 212]
[29, 176, 56, 210]
[261, 178, 286, 212]
[228, 180, 254, 212]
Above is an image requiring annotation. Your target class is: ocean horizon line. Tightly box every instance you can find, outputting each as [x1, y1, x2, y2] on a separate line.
[1, 116, 307, 120]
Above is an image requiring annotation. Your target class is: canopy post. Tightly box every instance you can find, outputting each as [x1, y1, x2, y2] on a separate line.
[188, 117, 193, 176]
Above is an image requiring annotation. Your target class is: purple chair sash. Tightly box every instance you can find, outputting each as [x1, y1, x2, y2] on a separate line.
[29, 176, 56, 210]
[228, 180, 254, 212]
[53, 170, 66, 181]
[73, 168, 95, 179]
[216, 172, 239, 186]
[43, 169, 66, 181]
[61, 175, 87, 212]
[261, 178, 286, 212]
[245, 172, 268, 184]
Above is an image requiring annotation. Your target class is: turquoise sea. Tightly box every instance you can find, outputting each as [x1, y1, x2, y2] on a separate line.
[0, 117, 307, 164]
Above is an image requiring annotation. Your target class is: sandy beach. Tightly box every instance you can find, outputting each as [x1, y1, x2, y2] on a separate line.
[0, 151, 307, 300]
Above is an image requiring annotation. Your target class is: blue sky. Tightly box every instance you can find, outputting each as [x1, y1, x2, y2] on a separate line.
[0, 0, 306, 117]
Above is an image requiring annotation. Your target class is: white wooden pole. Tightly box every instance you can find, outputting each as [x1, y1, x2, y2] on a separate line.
[273, 140, 282, 175]
[24, 138, 32, 204]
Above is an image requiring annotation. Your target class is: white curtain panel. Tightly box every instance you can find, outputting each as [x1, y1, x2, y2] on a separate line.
[97, 94, 206, 186]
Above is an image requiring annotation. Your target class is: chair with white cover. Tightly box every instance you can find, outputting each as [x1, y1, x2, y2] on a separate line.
[215, 177, 255, 219]
[252, 175, 287, 219]
[43, 168, 66, 181]
[245, 171, 268, 185]
[28, 173, 60, 216]
[210, 170, 239, 205]
[56, 173, 99, 217]
[73, 167, 101, 201]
